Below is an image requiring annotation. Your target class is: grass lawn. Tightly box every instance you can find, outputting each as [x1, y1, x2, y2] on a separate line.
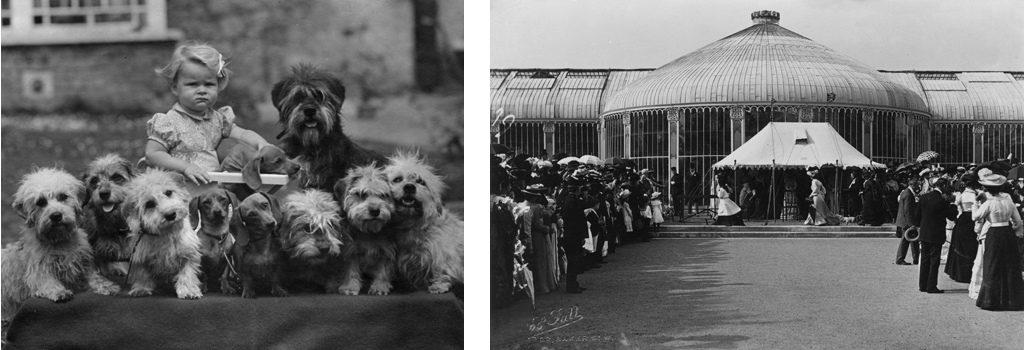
[1, 114, 463, 246]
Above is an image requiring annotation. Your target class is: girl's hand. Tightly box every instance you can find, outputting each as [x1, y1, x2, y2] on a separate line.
[183, 164, 211, 185]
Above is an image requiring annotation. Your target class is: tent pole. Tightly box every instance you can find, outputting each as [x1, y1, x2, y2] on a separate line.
[772, 160, 777, 223]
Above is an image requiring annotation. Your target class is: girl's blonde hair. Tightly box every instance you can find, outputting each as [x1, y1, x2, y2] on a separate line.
[155, 42, 232, 89]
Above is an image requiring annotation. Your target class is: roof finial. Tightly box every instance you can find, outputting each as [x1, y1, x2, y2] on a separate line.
[752, 10, 780, 25]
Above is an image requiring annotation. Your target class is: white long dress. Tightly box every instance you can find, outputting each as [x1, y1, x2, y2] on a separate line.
[717, 186, 741, 216]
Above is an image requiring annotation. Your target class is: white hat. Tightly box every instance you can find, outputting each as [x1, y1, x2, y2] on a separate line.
[977, 168, 1006, 187]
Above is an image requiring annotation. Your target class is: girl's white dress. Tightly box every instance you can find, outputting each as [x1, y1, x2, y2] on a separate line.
[651, 199, 664, 224]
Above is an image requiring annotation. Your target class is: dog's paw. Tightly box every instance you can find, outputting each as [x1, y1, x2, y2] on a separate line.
[241, 288, 256, 299]
[271, 286, 289, 298]
[38, 289, 75, 303]
[127, 288, 153, 297]
[428, 282, 451, 294]
[178, 292, 203, 300]
[221, 282, 237, 295]
[93, 283, 121, 296]
[338, 280, 362, 296]
[111, 262, 129, 276]
[339, 287, 360, 296]
[368, 281, 393, 296]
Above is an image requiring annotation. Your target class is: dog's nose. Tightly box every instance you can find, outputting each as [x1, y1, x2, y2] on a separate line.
[303, 108, 317, 117]
[369, 208, 380, 217]
[98, 190, 111, 200]
[164, 213, 177, 222]
[318, 246, 331, 254]
[50, 213, 63, 222]
[403, 184, 416, 194]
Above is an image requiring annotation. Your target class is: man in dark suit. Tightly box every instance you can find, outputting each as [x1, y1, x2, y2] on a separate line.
[913, 178, 958, 293]
[560, 179, 588, 293]
[670, 167, 683, 218]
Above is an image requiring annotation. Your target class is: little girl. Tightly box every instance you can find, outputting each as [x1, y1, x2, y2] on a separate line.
[146, 43, 269, 186]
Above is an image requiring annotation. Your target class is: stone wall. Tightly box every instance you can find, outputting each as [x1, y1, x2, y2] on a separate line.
[1, 41, 177, 115]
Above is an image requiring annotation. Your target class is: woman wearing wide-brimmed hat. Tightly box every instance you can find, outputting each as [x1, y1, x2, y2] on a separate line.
[804, 167, 841, 226]
[945, 173, 981, 283]
[971, 168, 1024, 310]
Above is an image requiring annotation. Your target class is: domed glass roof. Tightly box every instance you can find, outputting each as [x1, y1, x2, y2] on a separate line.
[603, 11, 929, 114]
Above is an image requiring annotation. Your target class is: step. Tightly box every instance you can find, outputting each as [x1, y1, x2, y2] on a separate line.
[650, 224, 896, 238]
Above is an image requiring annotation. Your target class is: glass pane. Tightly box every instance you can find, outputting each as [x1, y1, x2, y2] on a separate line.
[96, 12, 131, 22]
[2, 17, 9, 26]
[50, 14, 86, 23]
[2, 0, 9, 10]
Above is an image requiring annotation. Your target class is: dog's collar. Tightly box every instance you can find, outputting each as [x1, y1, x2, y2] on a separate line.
[203, 231, 230, 244]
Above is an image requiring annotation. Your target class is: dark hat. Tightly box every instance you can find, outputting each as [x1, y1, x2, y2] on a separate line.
[521, 184, 548, 196]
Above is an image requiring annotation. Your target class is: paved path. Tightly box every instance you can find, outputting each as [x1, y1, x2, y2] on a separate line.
[491, 238, 1024, 349]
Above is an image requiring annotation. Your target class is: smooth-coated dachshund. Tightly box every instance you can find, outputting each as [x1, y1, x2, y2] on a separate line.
[231, 192, 288, 299]
[219, 139, 300, 200]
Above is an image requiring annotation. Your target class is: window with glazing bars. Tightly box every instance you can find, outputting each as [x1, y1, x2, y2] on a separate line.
[32, 0, 146, 26]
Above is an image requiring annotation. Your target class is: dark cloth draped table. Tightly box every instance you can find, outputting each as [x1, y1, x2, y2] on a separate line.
[6, 291, 463, 350]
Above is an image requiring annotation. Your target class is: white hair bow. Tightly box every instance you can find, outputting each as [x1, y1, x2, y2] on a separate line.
[217, 54, 225, 77]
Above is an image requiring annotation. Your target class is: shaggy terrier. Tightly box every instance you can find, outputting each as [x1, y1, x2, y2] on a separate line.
[121, 169, 203, 299]
[384, 152, 464, 294]
[80, 154, 136, 277]
[2, 168, 120, 323]
[271, 64, 386, 194]
[334, 164, 398, 296]
[232, 192, 288, 298]
[279, 189, 349, 294]
[189, 189, 238, 294]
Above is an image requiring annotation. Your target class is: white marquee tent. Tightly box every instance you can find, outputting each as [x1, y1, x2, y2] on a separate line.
[713, 122, 886, 170]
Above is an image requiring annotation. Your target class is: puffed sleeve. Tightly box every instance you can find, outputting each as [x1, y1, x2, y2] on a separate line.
[216, 106, 236, 138]
[146, 113, 178, 150]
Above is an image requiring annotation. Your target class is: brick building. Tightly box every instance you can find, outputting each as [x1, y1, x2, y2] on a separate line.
[2, 0, 464, 116]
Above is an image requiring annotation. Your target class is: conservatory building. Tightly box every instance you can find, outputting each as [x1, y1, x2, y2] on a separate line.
[490, 10, 1024, 189]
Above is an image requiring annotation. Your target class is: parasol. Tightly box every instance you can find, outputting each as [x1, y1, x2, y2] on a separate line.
[511, 239, 535, 309]
[557, 157, 580, 165]
[916, 151, 940, 162]
[1009, 165, 1023, 179]
[491, 143, 512, 155]
[578, 155, 603, 166]
[896, 161, 919, 172]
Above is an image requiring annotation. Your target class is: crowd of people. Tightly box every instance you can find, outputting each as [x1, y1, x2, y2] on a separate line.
[490, 153, 668, 308]
[490, 148, 1024, 311]
[886, 159, 1024, 311]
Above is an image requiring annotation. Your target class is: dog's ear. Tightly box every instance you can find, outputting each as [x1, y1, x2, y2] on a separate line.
[167, 172, 188, 187]
[121, 194, 141, 235]
[189, 195, 201, 231]
[332, 178, 348, 211]
[80, 173, 94, 205]
[328, 78, 346, 109]
[12, 197, 34, 228]
[270, 79, 288, 114]
[278, 211, 296, 243]
[230, 208, 249, 251]
[120, 157, 136, 178]
[225, 190, 240, 217]
[242, 155, 263, 190]
[261, 192, 283, 224]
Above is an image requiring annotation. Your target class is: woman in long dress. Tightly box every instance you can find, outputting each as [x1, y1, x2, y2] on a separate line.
[945, 174, 980, 283]
[714, 175, 744, 226]
[804, 167, 841, 226]
[971, 169, 1024, 311]
[520, 186, 558, 295]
